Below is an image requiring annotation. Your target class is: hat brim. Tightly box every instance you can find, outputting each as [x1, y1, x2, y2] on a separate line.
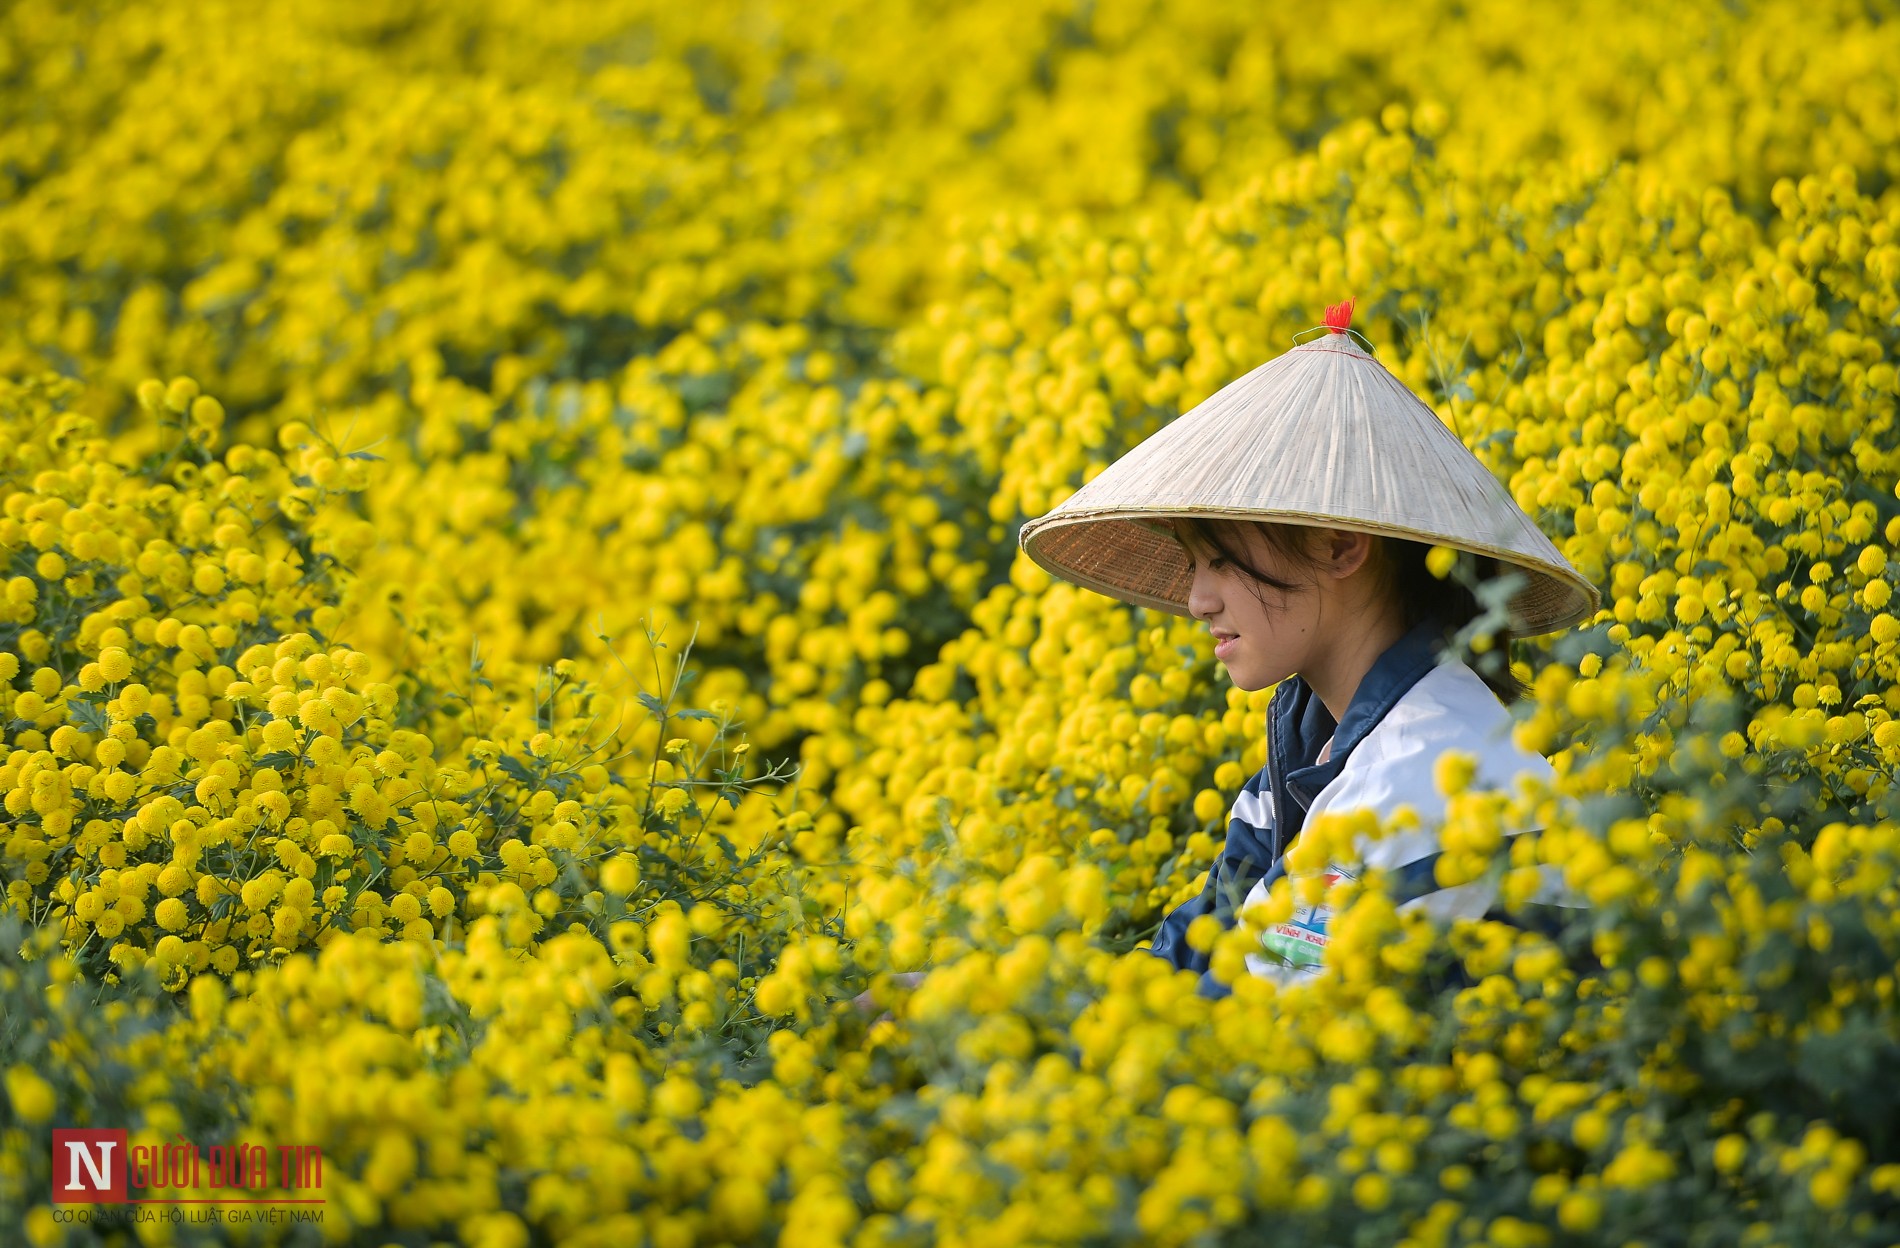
[1021, 505, 1600, 636]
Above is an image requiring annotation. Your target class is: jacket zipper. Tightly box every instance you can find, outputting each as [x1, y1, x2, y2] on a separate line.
[1265, 686, 1288, 860]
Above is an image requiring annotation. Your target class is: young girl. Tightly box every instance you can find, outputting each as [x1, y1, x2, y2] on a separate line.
[1018, 301, 1598, 996]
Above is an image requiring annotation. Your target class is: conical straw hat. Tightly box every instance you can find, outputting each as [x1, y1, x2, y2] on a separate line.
[1018, 309, 1600, 636]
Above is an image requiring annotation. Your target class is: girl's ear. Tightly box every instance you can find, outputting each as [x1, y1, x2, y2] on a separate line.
[1318, 528, 1375, 578]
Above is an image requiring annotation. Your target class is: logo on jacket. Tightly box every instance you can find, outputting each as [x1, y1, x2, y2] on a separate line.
[1257, 868, 1356, 969]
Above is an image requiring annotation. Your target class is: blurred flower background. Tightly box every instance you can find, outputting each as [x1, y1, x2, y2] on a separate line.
[4, 0, 1900, 1243]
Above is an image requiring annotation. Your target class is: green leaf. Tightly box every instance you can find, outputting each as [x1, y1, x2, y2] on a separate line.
[66, 698, 111, 734]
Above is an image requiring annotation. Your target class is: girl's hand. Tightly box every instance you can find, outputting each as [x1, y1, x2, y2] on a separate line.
[852, 970, 926, 1020]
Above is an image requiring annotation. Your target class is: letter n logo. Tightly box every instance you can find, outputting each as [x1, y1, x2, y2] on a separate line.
[52, 1129, 128, 1204]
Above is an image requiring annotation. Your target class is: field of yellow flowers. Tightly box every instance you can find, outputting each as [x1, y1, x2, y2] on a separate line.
[5, 0, 1900, 1243]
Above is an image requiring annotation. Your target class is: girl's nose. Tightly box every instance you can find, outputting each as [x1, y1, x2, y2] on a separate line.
[1186, 566, 1219, 620]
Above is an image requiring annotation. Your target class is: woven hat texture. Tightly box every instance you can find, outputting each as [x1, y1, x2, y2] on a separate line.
[1018, 330, 1600, 635]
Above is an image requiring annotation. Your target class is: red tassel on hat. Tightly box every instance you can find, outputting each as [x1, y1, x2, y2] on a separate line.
[1324, 297, 1356, 334]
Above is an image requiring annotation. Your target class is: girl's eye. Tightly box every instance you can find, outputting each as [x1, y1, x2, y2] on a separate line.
[1206, 557, 1227, 571]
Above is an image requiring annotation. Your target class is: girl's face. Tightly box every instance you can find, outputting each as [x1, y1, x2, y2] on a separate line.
[1178, 524, 1325, 691]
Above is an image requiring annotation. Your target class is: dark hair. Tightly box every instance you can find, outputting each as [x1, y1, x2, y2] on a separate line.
[1172, 516, 1526, 704]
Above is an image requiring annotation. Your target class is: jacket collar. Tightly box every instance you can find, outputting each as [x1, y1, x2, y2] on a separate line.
[1268, 618, 1450, 847]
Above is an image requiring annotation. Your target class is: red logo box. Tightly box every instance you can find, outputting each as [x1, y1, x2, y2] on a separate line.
[51, 1129, 128, 1204]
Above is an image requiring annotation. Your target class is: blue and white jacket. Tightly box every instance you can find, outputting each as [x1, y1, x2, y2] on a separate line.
[1149, 618, 1581, 997]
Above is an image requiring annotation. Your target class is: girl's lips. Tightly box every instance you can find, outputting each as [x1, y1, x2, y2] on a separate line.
[1214, 636, 1238, 661]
